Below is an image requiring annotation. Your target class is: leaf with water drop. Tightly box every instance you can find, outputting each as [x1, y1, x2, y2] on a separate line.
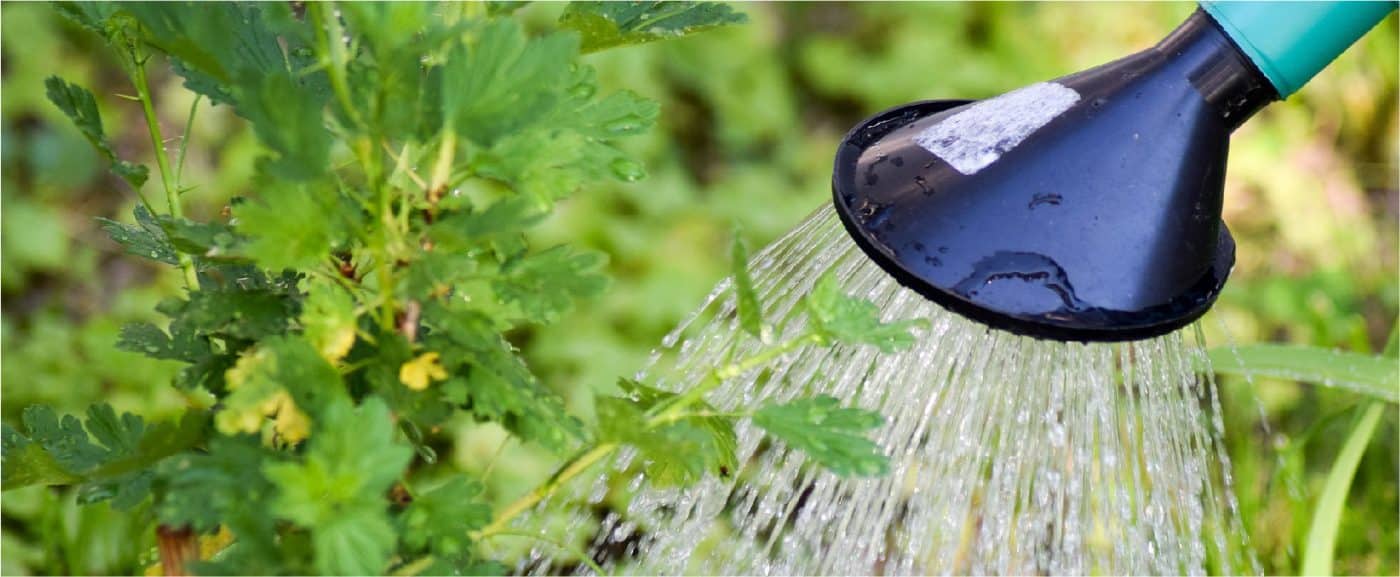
[98, 206, 180, 266]
[492, 245, 610, 324]
[731, 229, 764, 340]
[597, 378, 738, 486]
[1, 403, 210, 509]
[559, 1, 747, 54]
[1207, 344, 1398, 404]
[44, 76, 149, 189]
[805, 272, 928, 353]
[752, 395, 888, 477]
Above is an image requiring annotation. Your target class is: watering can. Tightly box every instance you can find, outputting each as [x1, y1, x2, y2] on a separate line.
[831, 1, 1396, 341]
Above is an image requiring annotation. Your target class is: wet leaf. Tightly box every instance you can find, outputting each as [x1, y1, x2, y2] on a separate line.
[805, 272, 928, 352]
[752, 395, 888, 477]
[731, 229, 763, 340]
[559, 1, 746, 54]
[44, 76, 148, 189]
[1207, 344, 1398, 403]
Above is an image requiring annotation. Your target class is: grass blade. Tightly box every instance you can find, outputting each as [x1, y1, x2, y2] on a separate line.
[1207, 344, 1398, 403]
[1300, 402, 1388, 576]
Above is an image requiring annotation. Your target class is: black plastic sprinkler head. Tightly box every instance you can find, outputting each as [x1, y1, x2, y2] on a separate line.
[832, 2, 1395, 342]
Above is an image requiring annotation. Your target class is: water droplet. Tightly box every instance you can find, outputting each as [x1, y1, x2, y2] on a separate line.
[1028, 192, 1063, 209]
[605, 115, 646, 135]
[570, 82, 597, 100]
[610, 158, 646, 182]
[912, 175, 933, 196]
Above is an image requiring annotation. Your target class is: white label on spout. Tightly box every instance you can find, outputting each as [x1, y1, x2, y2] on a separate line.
[914, 81, 1080, 175]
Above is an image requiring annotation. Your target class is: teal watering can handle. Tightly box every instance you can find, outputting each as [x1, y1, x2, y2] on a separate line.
[1201, 1, 1396, 97]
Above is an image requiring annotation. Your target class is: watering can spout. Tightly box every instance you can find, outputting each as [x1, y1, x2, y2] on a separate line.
[831, 3, 1394, 342]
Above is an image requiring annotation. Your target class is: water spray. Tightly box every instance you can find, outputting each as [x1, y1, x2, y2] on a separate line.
[833, 2, 1394, 341]
[517, 4, 1396, 574]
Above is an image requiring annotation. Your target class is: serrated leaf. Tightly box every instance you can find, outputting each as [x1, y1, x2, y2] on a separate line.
[173, 286, 299, 341]
[596, 378, 737, 485]
[442, 19, 658, 204]
[442, 19, 578, 145]
[731, 230, 762, 339]
[124, 3, 331, 179]
[217, 336, 345, 442]
[474, 84, 659, 204]
[493, 245, 609, 323]
[158, 436, 280, 553]
[2, 405, 210, 507]
[805, 272, 927, 352]
[427, 304, 582, 451]
[301, 279, 359, 363]
[560, 1, 747, 54]
[398, 478, 491, 564]
[753, 395, 889, 477]
[44, 76, 149, 189]
[428, 196, 545, 253]
[157, 216, 243, 257]
[98, 205, 179, 265]
[234, 182, 359, 271]
[1, 426, 80, 488]
[264, 398, 412, 576]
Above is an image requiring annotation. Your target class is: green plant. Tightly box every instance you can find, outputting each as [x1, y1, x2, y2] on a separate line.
[0, 3, 920, 575]
[1208, 323, 1399, 576]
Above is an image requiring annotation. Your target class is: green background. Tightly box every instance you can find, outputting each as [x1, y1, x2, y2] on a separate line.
[2, 3, 1395, 575]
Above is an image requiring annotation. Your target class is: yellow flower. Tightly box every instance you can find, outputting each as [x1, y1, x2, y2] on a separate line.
[400, 352, 448, 391]
[266, 391, 311, 444]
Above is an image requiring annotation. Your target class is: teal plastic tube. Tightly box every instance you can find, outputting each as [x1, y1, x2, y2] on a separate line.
[1201, 1, 1396, 97]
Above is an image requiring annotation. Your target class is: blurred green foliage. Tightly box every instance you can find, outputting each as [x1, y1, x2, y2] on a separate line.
[1, 3, 1394, 575]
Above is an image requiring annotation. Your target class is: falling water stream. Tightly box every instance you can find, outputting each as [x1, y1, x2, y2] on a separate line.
[507, 206, 1258, 575]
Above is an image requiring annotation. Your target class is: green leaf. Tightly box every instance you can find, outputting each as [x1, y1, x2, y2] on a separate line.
[442, 19, 578, 145]
[1, 427, 80, 488]
[1, 404, 210, 508]
[805, 272, 927, 353]
[234, 182, 360, 271]
[157, 216, 243, 257]
[124, 3, 331, 179]
[97, 206, 180, 265]
[428, 196, 545, 252]
[752, 395, 889, 477]
[1207, 344, 1399, 403]
[427, 304, 583, 451]
[398, 478, 491, 565]
[493, 245, 610, 323]
[238, 72, 333, 180]
[44, 76, 149, 189]
[1300, 402, 1387, 576]
[164, 286, 299, 342]
[596, 378, 737, 485]
[559, 1, 747, 53]
[218, 336, 347, 440]
[474, 83, 659, 204]
[443, 20, 658, 204]
[264, 398, 413, 576]
[158, 435, 287, 574]
[301, 279, 359, 363]
[731, 230, 763, 339]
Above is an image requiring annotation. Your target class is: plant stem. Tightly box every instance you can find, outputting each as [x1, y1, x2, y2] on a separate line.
[156, 524, 198, 576]
[474, 442, 619, 540]
[1300, 401, 1386, 576]
[132, 53, 200, 290]
[488, 530, 608, 576]
[175, 94, 201, 185]
[472, 331, 819, 541]
[312, 2, 397, 331]
[428, 130, 456, 206]
[315, 2, 364, 129]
